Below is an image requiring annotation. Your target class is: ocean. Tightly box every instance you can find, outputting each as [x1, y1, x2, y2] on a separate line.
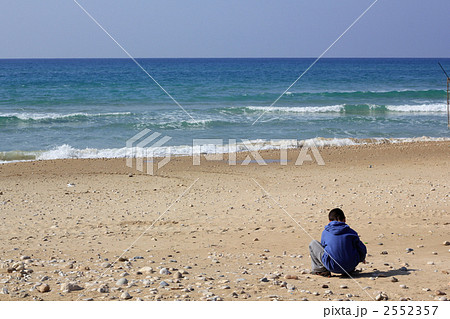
[0, 58, 449, 162]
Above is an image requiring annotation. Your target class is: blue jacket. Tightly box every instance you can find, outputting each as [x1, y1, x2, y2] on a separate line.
[321, 221, 367, 274]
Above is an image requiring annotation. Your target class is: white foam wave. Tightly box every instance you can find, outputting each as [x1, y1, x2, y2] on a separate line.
[0, 136, 434, 163]
[156, 118, 214, 129]
[35, 144, 192, 160]
[0, 112, 131, 120]
[247, 105, 344, 113]
[384, 104, 446, 112]
[247, 103, 446, 113]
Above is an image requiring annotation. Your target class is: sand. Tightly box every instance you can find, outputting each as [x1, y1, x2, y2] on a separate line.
[0, 141, 449, 301]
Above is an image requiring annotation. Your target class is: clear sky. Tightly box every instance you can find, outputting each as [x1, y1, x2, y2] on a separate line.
[1, 0, 449, 58]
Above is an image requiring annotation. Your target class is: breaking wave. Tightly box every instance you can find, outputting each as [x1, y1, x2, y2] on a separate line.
[1, 136, 449, 163]
[0, 112, 132, 122]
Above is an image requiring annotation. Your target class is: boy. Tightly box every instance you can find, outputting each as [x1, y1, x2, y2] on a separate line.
[309, 208, 366, 276]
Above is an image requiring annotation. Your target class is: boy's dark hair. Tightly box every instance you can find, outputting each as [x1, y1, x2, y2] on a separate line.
[329, 208, 346, 222]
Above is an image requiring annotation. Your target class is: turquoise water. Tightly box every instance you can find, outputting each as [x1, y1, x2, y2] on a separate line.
[0, 58, 449, 160]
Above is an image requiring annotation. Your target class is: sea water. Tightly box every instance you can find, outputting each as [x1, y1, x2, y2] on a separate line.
[0, 58, 449, 161]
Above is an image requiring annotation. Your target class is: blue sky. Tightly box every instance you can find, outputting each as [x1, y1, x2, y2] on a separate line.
[1, 0, 449, 58]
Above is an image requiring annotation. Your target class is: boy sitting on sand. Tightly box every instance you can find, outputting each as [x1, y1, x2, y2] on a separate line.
[309, 208, 367, 276]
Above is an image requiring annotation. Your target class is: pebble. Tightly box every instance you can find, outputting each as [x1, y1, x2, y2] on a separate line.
[381, 251, 388, 255]
[259, 277, 269, 283]
[443, 241, 450, 246]
[438, 297, 448, 301]
[101, 262, 111, 268]
[120, 292, 132, 300]
[173, 271, 183, 279]
[399, 285, 407, 289]
[115, 278, 128, 286]
[322, 284, 329, 288]
[60, 282, 83, 292]
[230, 292, 239, 298]
[286, 284, 296, 291]
[399, 267, 408, 271]
[97, 285, 109, 293]
[11, 262, 25, 271]
[427, 261, 435, 265]
[159, 281, 169, 287]
[159, 268, 170, 275]
[375, 293, 388, 301]
[390, 277, 398, 282]
[138, 266, 154, 274]
[1, 287, 9, 294]
[20, 256, 31, 260]
[435, 290, 446, 296]
[284, 274, 297, 280]
[405, 248, 414, 253]
[37, 284, 50, 293]
[40, 276, 50, 281]
[340, 285, 348, 289]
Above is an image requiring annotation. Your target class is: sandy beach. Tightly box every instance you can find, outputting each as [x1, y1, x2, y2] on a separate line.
[0, 141, 449, 301]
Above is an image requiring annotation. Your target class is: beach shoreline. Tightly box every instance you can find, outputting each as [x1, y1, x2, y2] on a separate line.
[0, 141, 449, 301]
